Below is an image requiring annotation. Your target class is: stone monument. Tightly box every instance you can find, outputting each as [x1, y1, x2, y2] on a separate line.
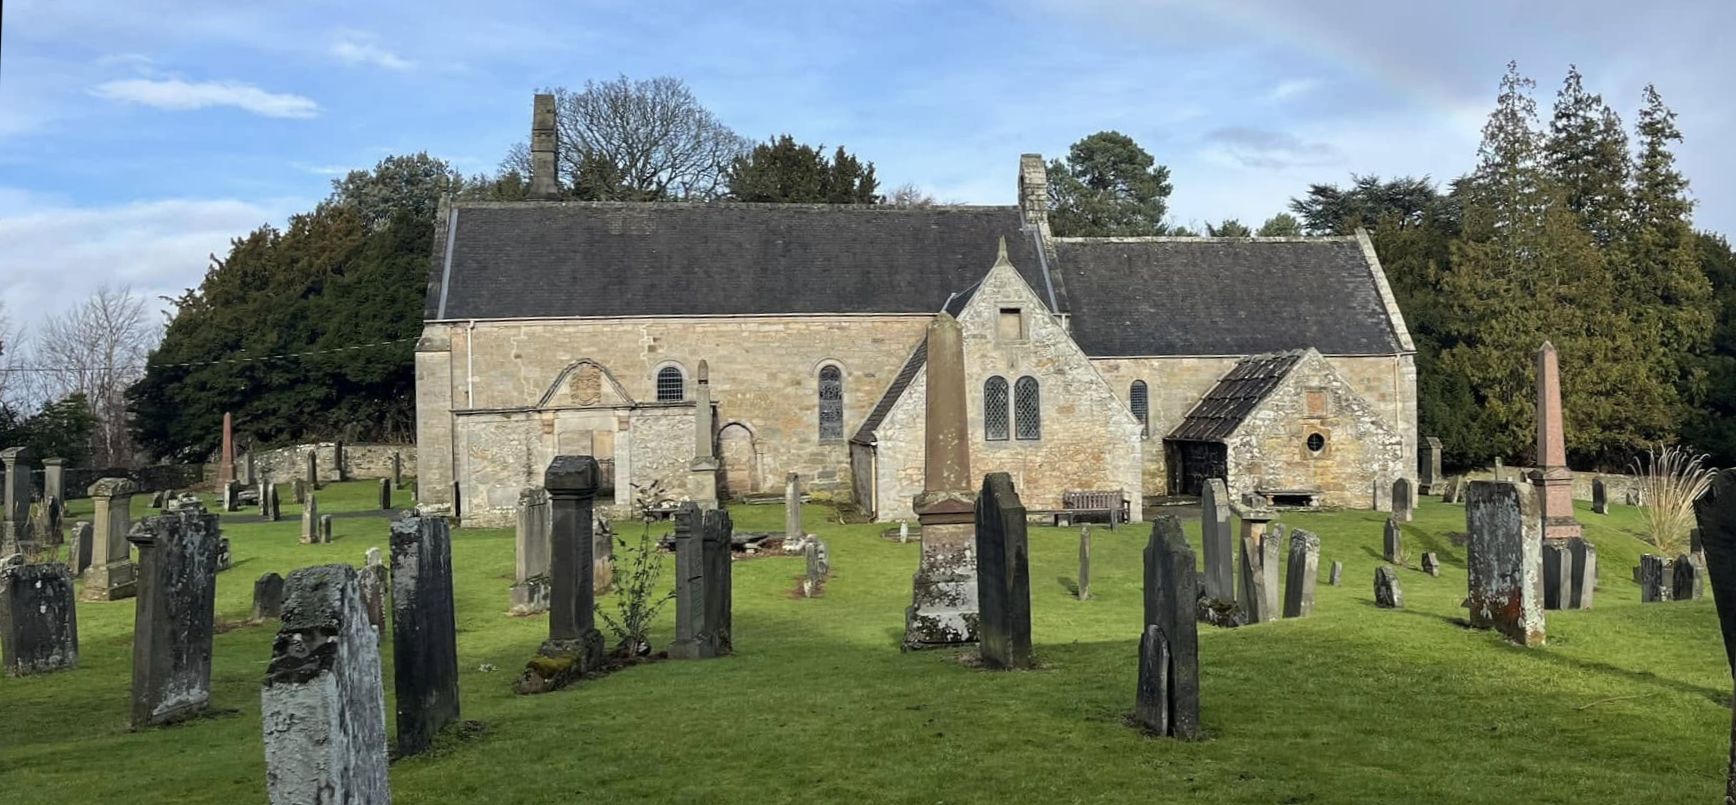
[84, 477, 138, 601]
[688, 360, 719, 510]
[974, 472, 1032, 670]
[903, 313, 979, 649]
[1465, 480, 1545, 646]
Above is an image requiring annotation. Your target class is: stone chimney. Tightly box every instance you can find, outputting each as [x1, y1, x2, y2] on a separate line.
[1018, 154, 1048, 228]
[530, 94, 560, 200]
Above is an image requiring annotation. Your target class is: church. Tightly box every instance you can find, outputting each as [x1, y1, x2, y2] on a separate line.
[414, 99, 1416, 528]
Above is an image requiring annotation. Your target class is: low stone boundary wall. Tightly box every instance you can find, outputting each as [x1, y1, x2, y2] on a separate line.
[1462, 466, 1644, 504]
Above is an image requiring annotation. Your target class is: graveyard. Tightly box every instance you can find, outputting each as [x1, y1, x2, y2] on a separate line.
[3, 478, 1728, 803]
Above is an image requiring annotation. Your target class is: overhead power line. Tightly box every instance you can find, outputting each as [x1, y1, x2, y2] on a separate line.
[0, 336, 418, 374]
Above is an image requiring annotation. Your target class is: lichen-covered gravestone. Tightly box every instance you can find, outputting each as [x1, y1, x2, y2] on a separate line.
[974, 472, 1033, 671]
[670, 501, 734, 660]
[510, 487, 551, 616]
[1392, 478, 1414, 523]
[261, 565, 390, 805]
[300, 495, 319, 544]
[68, 521, 93, 577]
[1383, 518, 1404, 565]
[1374, 566, 1403, 609]
[252, 572, 286, 621]
[359, 547, 387, 638]
[1134, 516, 1199, 739]
[0, 561, 78, 675]
[1199, 479, 1234, 603]
[390, 513, 460, 756]
[1464, 480, 1545, 646]
[129, 509, 221, 727]
[1282, 529, 1319, 618]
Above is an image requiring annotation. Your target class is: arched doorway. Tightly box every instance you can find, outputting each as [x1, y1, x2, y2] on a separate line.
[718, 422, 759, 499]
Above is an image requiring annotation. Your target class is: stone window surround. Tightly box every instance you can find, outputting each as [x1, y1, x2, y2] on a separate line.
[995, 303, 1029, 343]
[984, 376, 1010, 441]
[1130, 380, 1149, 440]
[817, 361, 845, 442]
[1306, 430, 1328, 456]
[1014, 376, 1041, 441]
[653, 361, 688, 402]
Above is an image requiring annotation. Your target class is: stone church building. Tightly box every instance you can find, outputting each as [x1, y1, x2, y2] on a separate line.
[415, 108, 1416, 527]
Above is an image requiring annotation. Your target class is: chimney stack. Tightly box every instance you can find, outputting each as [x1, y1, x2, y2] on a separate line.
[1018, 154, 1048, 228]
[530, 94, 560, 200]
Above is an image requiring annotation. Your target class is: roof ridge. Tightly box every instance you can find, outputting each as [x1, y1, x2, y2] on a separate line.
[447, 199, 1020, 213]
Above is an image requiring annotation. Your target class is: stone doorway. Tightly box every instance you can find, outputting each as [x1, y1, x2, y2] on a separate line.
[718, 423, 760, 499]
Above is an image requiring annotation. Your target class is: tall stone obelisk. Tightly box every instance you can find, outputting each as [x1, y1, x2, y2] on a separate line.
[689, 360, 719, 510]
[903, 312, 979, 649]
[1531, 342, 1581, 541]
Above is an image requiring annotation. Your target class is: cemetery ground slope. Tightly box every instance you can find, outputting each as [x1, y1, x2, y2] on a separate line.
[1, 483, 1727, 803]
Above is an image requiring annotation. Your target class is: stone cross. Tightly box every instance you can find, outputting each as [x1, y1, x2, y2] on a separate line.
[389, 513, 460, 756]
[1383, 518, 1405, 566]
[0, 561, 78, 676]
[688, 360, 719, 509]
[219, 411, 234, 485]
[904, 312, 979, 649]
[69, 521, 93, 576]
[1530, 342, 1582, 541]
[1078, 526, 1092, 601]
[784, 472, 803, 545]
[540, 457, 606, 672]
[262, 564, 390, 805]
[1465, 480, 1545, 646]
[671, 501, 734, 659]
[1418, 436, 1442, 495]
[300, 494, 319, 544]
[1690, 470, 1736, 803]
[974, 472, 1033, 670]
[510, 487, 552, 615]
[128, 508, 221, 727]
[1134, 516, 1200, 739]
[252, 572, 285, 621]
[1591, 478, 1608, 515]
[1, 446, 34, 550]
[84, 477, 137, 601]
[1392, 478, 1414, 523]
[1200, 478, 1234, 603]
[1282, 528, 1320, 618]
[1374, 566, 1403, 608]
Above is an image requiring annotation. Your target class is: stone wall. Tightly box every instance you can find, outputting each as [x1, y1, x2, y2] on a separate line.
[242, 443, 414, 485]
[1464, 466, 1645, 504]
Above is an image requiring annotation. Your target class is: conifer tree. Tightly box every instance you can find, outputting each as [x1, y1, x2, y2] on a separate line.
[1544, 66, 1629, 246]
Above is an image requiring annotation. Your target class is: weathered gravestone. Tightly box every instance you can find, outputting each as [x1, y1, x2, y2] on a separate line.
[42, 456, 65, 514]
[300, 495, 319, 544]
[266, 484, 281, 522]
[359, 547, 387, 638]
[513, 457, 608, 695]
[1077, 526, 1092, 601]
[84, 477, 137, 601]
[802, 539, 829, 598]
[510, 487, 551, 616]
[904, 313, 978, 649]
[1639, 554, 1672, 603]
[1441, 475, 1465, 504]
[319, 515, 333, 544]
[1261, 524, 1282, 615]
[1592, 478, 1608, 515]
[1465, 480, 1545, 646]
[0, 560, 78, 675]
[974, 472, 1033, 670]
[1134, 516, 1200, 739]
[1283, 529, 1320, 618]
[252, 572, 286, 621]
[1689, 469, 1736, 803]
[1200, 479, 1234, 603]
[1418, 436, 1442, 495]
[1329, 560, 1344, 586]
[292, 479, 306, 505]
[1, 446, 36, 551]
[390, 513, 460, 755]
[784, 472, 803, 546]
[1383, 518, 1405, 565]
[1675, 554, 1705, 601]
[1542, 538, 1597, 610]
[1422, 552, 1441, 577]
[670, 501, 734, 660]
[129, 508, 221, 727]
[392, 452, 403, 490]
[261, 564, 390, 805]
[378, 478, 391, 511]
[305, 449, 319, 491]
[1392, 478, 1414, 524]
[68, 521, 93, 576]
[1235, 507, 1277, 624]
[1374, 566, 1403, 609]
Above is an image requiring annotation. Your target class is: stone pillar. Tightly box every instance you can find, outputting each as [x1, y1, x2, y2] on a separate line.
[540, 457, 605, 672]
[42, 457, 65, 512]
[688, 361, 719, 509]
[1530, 342, 1582, 541]
[1, 446, 34, 549]
[904, 313, 979, 649]
[300, 494, 319, 544]
[389, 513, 460, 756]
[1418, 436, 1442, 495]
[252, 572, 285, 621]
[784, 472, 802, 544]
[129, 509, 221, 727]
[1077, 526, 1092, 601]
[974, 473, 1033, 670]
[379, 478, 392, 511]
[1465, 480, 1546, 646]
[1199, 479, 1234, 603]
[219, 411, 235, 484]
[529, 93, 560, 200]
[84, 477, 138, 601]
[670, 501, 735, 660]
[262, 564, 390, 805]
[1134, 516, 1200, 739]
[510, 487, 551, 616]
[1234, 506, 1276, 623]
[0, 561, 78, 675]
[1283, 529, 1320, 618]
[392, 452, 403, 490]
[1591, 478, 1608, 515]
[334, 441, 347, 482]
[306, 448, 319, 492]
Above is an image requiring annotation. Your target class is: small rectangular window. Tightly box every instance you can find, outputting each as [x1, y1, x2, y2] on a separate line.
[997, 307, 1025, 341]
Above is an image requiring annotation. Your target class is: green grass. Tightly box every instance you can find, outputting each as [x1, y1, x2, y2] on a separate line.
[3, 482, 1729, 803]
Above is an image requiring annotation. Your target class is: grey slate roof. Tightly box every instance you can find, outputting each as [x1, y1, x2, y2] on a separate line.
[851, 337, 927, 445]
[1167, 351, 1305, 442]
[426, 202, 1044, 320]
[1051, 238, 1402, 356]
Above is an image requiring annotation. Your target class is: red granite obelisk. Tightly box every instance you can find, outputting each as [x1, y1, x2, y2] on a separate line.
[903, 311, 979, 649]
[1530, 342, 1581, 541]
[219, 412, 235, 485]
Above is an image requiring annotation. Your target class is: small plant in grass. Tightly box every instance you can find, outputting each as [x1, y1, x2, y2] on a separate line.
[1630, 444, 1715, 554]
[596, 482, 675, 657]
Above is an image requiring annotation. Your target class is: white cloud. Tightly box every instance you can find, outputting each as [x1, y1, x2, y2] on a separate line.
[1265, 78, 1320, 102]
[91, 78, 319, 119]
[330, 31, 414, 71]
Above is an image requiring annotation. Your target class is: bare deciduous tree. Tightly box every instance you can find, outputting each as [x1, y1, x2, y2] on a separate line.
[37, 286, 158, 467]
[883, 183, 939, 208]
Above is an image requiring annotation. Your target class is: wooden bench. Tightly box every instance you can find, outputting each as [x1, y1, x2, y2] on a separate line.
[1052, 490, 1131, 529]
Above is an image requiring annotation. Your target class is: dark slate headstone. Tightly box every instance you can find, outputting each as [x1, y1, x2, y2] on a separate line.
[0, 562, 78, 676]
[378, 478, 392, 511]
[1282, 529, 1319, 618]
[539, 456, 605, 671]
[1639, 554, 1672, 603]
[1422, 552, 1441, 577]
[974, 473, 1033, 670]
[1329, 560, 1343, 586]
[1691, 471, 1736, 801]
[262, 564, 389, 804]
[319, 514, 333, 544]
[128, 509, 221, 727]
[390, 513, 460, 756]
[670, 501, 735, 660]
[1392, 478, 1414, 523]
[252, 572, 286, 621]
[1542, 541, 1571, 609]
[1465, 481, 1545, 646]
[1374, 566, 1403, 609]
[1136, 516, 1200, 739]
[1570, 538, 1597, 610]
[68, 521, 93, 576]
[1383, 518, 1404, 565]
[1591, 478, 1608, 515]
[1675, 554, 1705, 602]
[1199, 479, 1234, 602]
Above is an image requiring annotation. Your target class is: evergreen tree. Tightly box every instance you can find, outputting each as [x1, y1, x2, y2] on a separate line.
[1289, 174, 1441, 235]
[726, 136, 879, 203]
[1206, 219, 1251, 237]
[1628, 83, 1715, 385]
[1544, 66, 1629, 246]
[1046, 131, 1173, 236]
[1256, 213, 1303, 237]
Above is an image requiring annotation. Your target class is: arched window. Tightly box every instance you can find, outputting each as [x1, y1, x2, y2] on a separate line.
[655, 366, 685, 402]
[818, 365, 844, 440]
[1130, 380, 1149, 438]
[984, 376, 1009, 441]
[1014, 376, 1041, 440]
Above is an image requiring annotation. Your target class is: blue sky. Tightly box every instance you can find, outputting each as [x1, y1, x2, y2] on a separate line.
[3, 0, 1732, 332]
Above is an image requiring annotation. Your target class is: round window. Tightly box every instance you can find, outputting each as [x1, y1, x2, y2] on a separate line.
[1306, 432, 1326, 453]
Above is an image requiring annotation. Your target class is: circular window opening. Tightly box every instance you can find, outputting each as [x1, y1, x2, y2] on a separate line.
[1306, 433, 1326, 453]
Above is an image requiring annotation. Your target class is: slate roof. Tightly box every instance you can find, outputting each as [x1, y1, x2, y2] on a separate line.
[426, 202, 1045, 320]
[1167, 351, 1305, 442]
[1051, 238, 1403, 356]
[851, 337, 927, 445]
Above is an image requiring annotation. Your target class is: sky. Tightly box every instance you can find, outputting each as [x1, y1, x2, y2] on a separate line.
[2, 0, 1733, 335]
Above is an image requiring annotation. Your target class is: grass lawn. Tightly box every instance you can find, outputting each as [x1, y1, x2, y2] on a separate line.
[2, 481, 1729, 803]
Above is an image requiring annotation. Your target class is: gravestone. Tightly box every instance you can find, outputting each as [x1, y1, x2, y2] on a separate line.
[1329, 560, 1344, 586]
[252, 572, 286, 621]
[359, 548, 387, 637]
[1282, 529, 1320, 618]
[1592, 478, 1608, 515]
[1134, 516, 1200, 739]
[292, 479, 307, 505]
[1569, 538, 1597, 609]
[523, 457, 607, 687]
[44, 496, 64, 546]
[1238, 533, 1271, 624]
[1393, 478, 1414, 524]
[1442, 476, 1464, 504]
[1675, 554, 1705, 601]
[1465, 480, 1545, 646]
[265, 484, 281, 522]
[128, 508, 221, 727]
[261, 564, 390, 805]
[219, 412, 234, 484]
[305, 449, 319, 491]
[1418, 436, 1442, 495]
[1374, 566, 1403, 608]
[392, 452, 403, 489]
[784, 472, 803, 545]
[300, 495, 319, 544]
[222, 481, 239, 513]
[1422, 552, 1441, 577]
[1078, 526, 1092, 601]
[904, 313, 979, 649]
[899, 521, 909, 543]
[319, 515, 333, 544]
[84, 477, 137, 601]
[390, 514, 460, 755]
[1530, 342, 1582, 541]
[334, 441, 347, 482]
[1261, 524, 1282, 617]
[258, 477, 270, 512]
[42, 456, 65, 513]
[1639, 554, 1672, 603]
[802, 539, 828, 598]
[68, 521, 93, 576]
[1689, 470, 1736, 801]
[1494, 457, 1505, 482]
[1383, 518, 1405, 565]
[1, 446, 35, 551]
[378, 478, 392, 511]
[671, 501, 735, 660]
[510, 487, 551, 616]
[974, 472, 1033, 670]
[1199, 479, 1234, 603]
[0, 561, 78, 676]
